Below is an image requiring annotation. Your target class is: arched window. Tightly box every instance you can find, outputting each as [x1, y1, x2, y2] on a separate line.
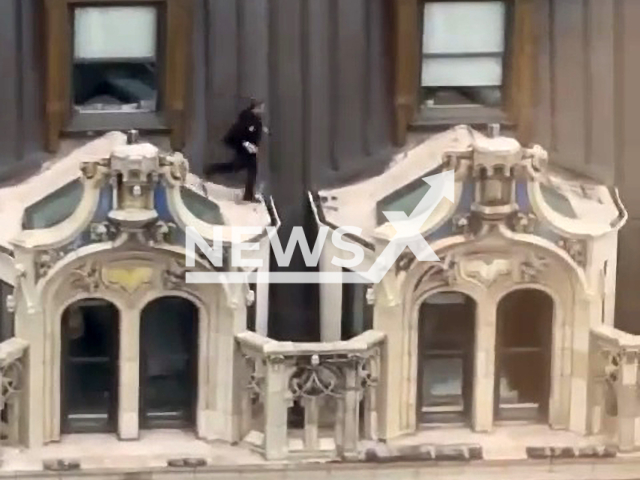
[495, 289, 553, 422]
[139, 296, 198, 429]
[418, 292, 475, 424]
[61, 298, 119, 433]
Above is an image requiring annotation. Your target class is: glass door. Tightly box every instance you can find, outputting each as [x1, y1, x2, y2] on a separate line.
[139, 297, 198, 429]
[61, 299, 119, 433]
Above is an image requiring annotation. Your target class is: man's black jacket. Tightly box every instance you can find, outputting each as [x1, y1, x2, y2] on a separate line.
[223, 108, 263, 156]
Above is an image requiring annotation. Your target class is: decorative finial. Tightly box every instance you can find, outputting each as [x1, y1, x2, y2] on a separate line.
[126, 130, 140, 145]
[487, 123, 500, 138]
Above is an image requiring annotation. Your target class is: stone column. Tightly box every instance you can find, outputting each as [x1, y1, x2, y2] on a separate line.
[263, 355, 290, 460]
[339, 360, 361, 457]
[319, 247, 342, 341]
[302, 396, 319, 450]
[375, 301, 404, 439]
[212, 294, 246, 441]
[14, 284, 45, 447]
[472, 298, 496, 432]
[255, 251, 270, 335]
[118, 308, 140, 439]
[616, 351, 639, 452]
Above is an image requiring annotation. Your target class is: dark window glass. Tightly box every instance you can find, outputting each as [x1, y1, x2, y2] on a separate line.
[341, 274, 373, 340]
[62, 299, 119, 433]
[73, 6, 159, 113]
[495, 289, 553, 421]
[0, 281, 14, 341]
[247, 283, 257, 332]
[418, 292, 474, 424]
[140, 297, 198, 429]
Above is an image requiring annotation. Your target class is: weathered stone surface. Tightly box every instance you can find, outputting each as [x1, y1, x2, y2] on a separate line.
[434, 445, 468, 461]
[43, 459, 81, 471]
[526, 446, 550, 459]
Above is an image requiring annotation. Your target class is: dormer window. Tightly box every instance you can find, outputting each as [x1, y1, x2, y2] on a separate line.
[44, 0, 192, 152]
[73, 6, 159, 114]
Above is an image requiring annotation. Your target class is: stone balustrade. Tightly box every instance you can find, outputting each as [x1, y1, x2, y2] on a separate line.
[589, 326, 640, 451]
[0, 338, 28, 447]
[235, 330, 386, 460]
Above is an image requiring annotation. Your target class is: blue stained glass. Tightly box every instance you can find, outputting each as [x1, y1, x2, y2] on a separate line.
[154, 186, 172, 221]
[515, 181, 531, 211]
[94, 186, 114, 221]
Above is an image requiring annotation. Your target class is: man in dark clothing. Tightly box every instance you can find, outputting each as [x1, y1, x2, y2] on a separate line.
[204, 99, 265, 202]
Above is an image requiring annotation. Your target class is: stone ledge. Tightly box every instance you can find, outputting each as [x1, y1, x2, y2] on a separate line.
[43, 460, 81, 472]
[526, 445, 617, 459]
[360, 443, 483, 463]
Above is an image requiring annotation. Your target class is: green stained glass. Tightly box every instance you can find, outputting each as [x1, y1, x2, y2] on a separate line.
[22, 179, 84, 230]
[180, 187, 224, 225]
[539, 183, 577, 219]
[376, 175, 434, 225]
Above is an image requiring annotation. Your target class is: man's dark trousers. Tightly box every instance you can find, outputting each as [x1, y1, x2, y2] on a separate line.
[205, 153, 257, 201]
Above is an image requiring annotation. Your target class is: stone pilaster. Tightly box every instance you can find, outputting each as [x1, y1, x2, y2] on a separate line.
[263, 355, 290, 460]
[616, 350, 639, 452]
[118, 308, 140, 440]
[472, 299, 496, 432]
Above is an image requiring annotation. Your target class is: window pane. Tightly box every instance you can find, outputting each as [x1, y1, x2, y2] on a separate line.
[22, 179, 83, 230]
[421, 357, 464, 409]
[422, 57, 503, 87]
[420, 299, 474, 351]
[498, 352, 545, 406]
[181, 187, 224, 224]
[74, 7, 157, 60]
[422, 2, 506, 55]
[73, 6, 159, 113]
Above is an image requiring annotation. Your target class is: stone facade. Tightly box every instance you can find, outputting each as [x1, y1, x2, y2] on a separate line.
[1, 128, 640, 477]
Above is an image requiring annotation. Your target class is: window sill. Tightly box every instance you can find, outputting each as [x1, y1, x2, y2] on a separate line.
[410, 106, 514, 130]
[62, 112, 171, 136]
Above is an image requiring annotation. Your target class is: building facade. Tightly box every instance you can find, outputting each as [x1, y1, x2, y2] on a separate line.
[2, 0, 640, 478]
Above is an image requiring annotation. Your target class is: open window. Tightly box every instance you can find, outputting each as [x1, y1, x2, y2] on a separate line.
[44, 0, 192, 152]
[390, 0, 535, 144]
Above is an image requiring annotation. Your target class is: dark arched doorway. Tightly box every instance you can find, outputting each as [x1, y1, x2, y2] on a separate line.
[139, 296, 198, 429]
[418, 292, 475, 425]
[61, 298, 119, 433]
[495, 289, 553, 422]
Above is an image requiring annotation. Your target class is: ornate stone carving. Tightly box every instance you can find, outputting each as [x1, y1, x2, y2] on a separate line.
[558, 238, 587, 267]
[89, 222, 118, 243]
[69, 262, 102, 294]
[101, 266, 154, 295]
[34, 250, 64, 281]
[150, 221, 177, 245]
[289, 355, 346, 398]
[162, 260, 187, 290]
[458, 257, 512, 288]
[452, 214, 472, 236]
[519, 254, 550, 283]
[510, 211, 537, 234]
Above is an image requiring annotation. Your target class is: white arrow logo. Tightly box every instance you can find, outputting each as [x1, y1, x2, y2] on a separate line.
[360, 170, 455, 283]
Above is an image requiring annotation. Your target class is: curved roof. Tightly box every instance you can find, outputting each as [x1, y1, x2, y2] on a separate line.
[313, 126, 626, 245]
[0, 132, 274, 252]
